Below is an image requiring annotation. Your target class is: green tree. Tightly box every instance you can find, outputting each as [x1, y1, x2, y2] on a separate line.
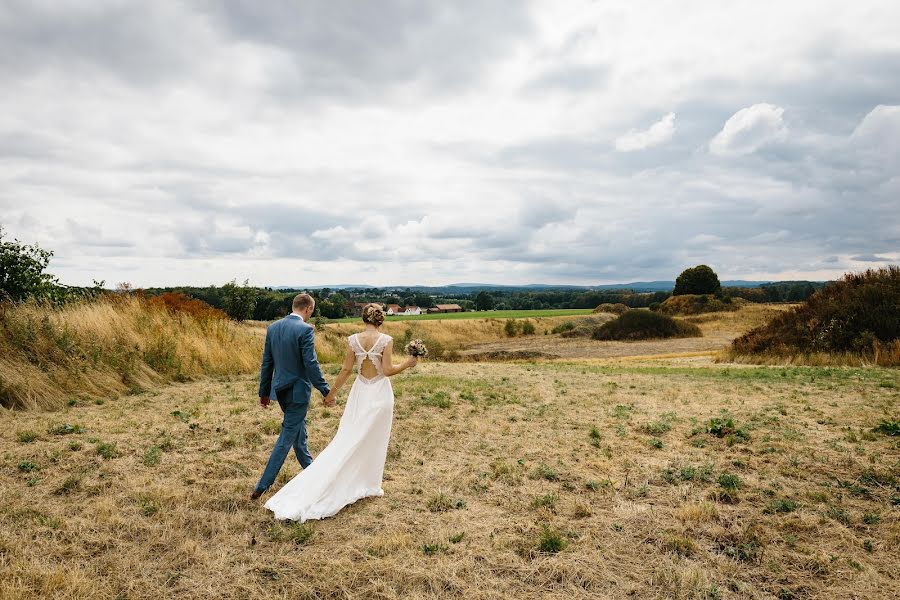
[474, 291, 495, 311]
[222, 279, 257, 321]
[0, 226, 60, 301]
[414, 293, 434, 309]
[673, 265, 721, 296]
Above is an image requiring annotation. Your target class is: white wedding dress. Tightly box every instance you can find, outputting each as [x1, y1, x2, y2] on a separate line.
[265, 333, 395, 522]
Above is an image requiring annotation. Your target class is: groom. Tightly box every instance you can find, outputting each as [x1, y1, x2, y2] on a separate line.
[251, 293, 334, 499]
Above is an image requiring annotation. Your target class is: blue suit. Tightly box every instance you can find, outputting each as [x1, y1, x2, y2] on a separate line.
[254, 314, 331, 494]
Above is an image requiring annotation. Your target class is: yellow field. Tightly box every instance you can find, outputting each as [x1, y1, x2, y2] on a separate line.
[2, 304, 898, 599]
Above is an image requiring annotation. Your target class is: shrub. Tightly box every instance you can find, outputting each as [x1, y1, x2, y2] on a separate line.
[730, 266, 900, 365]
[559, 315, 616, 338]
[593, 303, 630, 315]
[551, 321, 576, 334]
[592, 310, 702, 341]
[657, 294, 741, 316]
[674, 265, 721, 296]
[504, 320, 519, 337]
[147, 292, 226, 322]
[96, 441, 119, 460]
[520, 320, 536, 335]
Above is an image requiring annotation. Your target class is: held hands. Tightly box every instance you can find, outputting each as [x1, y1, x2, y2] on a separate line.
[323, 392, 336, 408]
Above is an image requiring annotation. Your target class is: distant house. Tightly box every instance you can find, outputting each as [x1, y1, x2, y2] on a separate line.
[428, 304, 463, 314]
[402, 306, 422, 315]
[386, 304, 402, 315]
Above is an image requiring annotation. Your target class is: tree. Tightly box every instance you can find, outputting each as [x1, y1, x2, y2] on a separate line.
[673, 265, 721, 296]
[0, 226, 60, 301]
[222, 279, 257, 321]
[474, 291, 495, 311]
[414, 293, 434, 308]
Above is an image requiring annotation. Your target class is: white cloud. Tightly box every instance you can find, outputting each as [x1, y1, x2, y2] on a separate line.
[614, 112, 676, 152]
[709, 103, 788, 156]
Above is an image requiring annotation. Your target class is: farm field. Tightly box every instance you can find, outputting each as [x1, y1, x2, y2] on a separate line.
[2, 313, 898, 599]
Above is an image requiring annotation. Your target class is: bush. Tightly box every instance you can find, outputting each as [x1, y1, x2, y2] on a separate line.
[730, 266, 900, 365]
[147, 293, 226, 322]
[657, 294, 741, 316]
[520, 320, 536, 335]
[593, 303, 630, 315]
[504, 320, 518, 337]
[592, 310, 702, 341]
[674, 265, 721, 296]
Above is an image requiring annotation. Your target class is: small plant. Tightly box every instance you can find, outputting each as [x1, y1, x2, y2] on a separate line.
[717, 473, 742, 490]
[520, 320, 536, 335]
[589, 426, 602, 447]
[531, 493, 558, 510]
[873, 419, 899, 436]
[426, 493, 454, 513]
[449, 533, 465, 544]
[16, 430, 38, 443]
[96, 441, 119, 460]
[530, 463, 558, 481]
[641, 420, 672, 436]
[54, 475, 80, 495]
[48, 423, 85, 436]
[420, 391, 451, 409]
[17, 460, 39, 473]
[649, 438, 663, 449]
[68, 440, 82, 451]
[536, 527, 567, 554]
[261, 419, 281, 435]
[765, 498, 800, 514]
[862, 513, 881, 525]
[143, 446, 162, 466]
[664, 534, 697, 557]
[422, 542, 448, 555]
[287, 522, 314, 545]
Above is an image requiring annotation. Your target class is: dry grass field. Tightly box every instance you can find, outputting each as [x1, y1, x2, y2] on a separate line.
[2, 305, 898, 599]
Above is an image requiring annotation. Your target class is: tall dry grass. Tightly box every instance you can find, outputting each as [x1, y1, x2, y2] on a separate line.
[0, 297, 261, 411]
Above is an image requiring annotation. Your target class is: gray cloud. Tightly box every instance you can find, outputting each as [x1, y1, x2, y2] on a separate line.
[1, 1, 898, 286]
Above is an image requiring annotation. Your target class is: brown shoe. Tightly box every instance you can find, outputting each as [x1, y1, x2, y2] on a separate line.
[250, 489, 263, 500]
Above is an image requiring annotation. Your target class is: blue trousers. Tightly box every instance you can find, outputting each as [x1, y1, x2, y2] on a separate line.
[254, 385, 313, 493]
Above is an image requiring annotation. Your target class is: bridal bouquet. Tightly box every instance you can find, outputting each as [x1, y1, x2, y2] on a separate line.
[405, 339, 428, 357]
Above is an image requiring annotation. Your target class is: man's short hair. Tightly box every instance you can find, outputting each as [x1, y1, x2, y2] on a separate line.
[292, 293, 315, 312]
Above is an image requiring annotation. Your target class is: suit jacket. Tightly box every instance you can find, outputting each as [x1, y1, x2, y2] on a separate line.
[258, 314, 331, 404]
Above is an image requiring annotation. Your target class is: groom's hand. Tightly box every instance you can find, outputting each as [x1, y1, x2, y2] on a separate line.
[323, 393, 336, 408]
[259, 396, 271, 408]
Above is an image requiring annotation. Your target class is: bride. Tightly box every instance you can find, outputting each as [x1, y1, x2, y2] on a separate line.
[265, 303, 418, 521]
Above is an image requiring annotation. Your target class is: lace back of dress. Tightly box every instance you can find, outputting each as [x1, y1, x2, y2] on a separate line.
[350, 334, 389, 379]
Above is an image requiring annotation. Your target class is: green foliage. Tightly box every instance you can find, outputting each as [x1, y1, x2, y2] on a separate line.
[95, 441, 119, 460]
[17, 460, 39, 473]
[221, 279, 257, 321]
[765, 498, 800, 514]
[873, 419, 899, 436]
[592, 310, 702, 341]
[673, 265, 721, 296]
[520, 320, 536, 335]
[474, 291, 495, 311]
[717, 473, 742, 490]
[143, 446, 162, 466]
[16, 430, 38, 443]
[48, 423, 85, 436]
[504, 319, 518, 337]
[536, 527, 567, 554]
[0, 226, 59, 302]
[551, 321, 576, 334]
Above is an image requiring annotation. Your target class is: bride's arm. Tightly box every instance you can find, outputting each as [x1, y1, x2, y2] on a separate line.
[382, 342, 417, 377]
[324, 347, 356, 406]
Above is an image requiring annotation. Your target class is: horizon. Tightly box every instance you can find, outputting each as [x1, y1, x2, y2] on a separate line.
[2, 2, 899, 287]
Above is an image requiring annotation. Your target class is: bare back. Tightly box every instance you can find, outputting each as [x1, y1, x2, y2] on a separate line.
[349, 332, 392, 380]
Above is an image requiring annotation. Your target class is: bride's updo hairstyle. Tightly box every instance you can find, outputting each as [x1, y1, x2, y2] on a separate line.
[362, 303, 385, 327]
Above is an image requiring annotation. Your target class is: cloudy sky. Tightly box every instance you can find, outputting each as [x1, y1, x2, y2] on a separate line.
[1, 1, 898, 287]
